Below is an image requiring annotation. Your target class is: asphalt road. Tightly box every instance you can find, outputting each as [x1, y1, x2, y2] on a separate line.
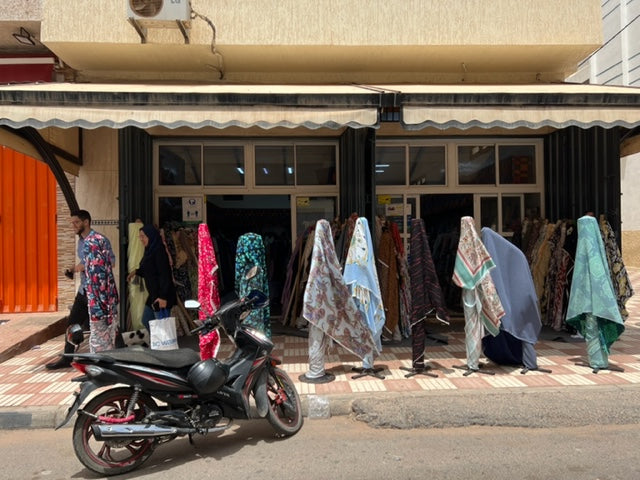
[1, 385, 639, 480]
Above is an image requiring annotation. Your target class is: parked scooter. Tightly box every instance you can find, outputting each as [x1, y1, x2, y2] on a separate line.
[57, 269, 303, 476]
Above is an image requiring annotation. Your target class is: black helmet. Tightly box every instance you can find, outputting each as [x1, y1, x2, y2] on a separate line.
[66, 324, 84, 347]
[187, 359, 229, 395]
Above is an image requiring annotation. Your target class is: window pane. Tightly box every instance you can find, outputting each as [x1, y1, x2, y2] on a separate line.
[158, 197, 183, 227]
[480, 196, 498, 230]
[296, 145, 336, 185]
[296, 196, 336, 237]
[159, 145, 201, 185]
[499, 145, 536, 184]
[502, 196, 522, 233]
[458, 145, 495, 185]
[375, 146, 405, 185]
[203, 146, 245, 186]
[409, 146, 446, 185]
[524, 193, 541, 219]
[255, 145, 294, 186]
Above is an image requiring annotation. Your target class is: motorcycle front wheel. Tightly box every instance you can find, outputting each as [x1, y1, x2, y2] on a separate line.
[72, 387, 158, 476]
[266, 367, 303, 436]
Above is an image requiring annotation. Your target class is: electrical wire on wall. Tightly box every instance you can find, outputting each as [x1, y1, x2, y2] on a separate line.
[189, 1, 225, 80]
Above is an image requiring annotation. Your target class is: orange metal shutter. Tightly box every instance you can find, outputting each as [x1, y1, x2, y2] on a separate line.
[0, 146, 57, 312]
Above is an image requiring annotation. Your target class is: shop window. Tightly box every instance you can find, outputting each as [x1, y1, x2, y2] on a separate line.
[255, 145, 295, 186]
[375, 146, 405, 185]
[480, 196, 498, 230]
[458, 145, 496, 185]
[296, 145, 337, 186]
[159, 145, 201, 185]
[499, 145, 536, 184]
[409, 146, 446, 185]
[204, 146, 245, 186]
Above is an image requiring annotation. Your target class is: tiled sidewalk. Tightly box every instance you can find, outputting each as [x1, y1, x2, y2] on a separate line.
[1, 270, 640, 409]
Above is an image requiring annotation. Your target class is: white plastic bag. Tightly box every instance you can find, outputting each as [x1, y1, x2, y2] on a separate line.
[149, 317, 178, 350]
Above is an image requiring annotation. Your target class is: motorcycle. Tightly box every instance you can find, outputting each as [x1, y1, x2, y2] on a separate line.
[57, 276, 303, 476]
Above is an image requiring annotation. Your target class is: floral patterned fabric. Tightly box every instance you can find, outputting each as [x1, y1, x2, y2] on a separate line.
[344, 217, 385, 367]
[235, 233, 271, 338]
[302, 219, 377, 361]
[83, 230, 119, 353]
[452, 217, 504, 370]
[599, 217, 634, 320]
[198, 223, 221, 360]
[566, 215, 625, 367]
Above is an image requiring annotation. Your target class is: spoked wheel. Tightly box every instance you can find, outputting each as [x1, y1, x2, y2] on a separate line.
[72, 387, 158, 476]
[265, 367, 303, 436]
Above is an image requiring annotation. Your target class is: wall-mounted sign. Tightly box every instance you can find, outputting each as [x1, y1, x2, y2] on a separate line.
[182, 196, 203, 222]
[377, 195, 391, 205]
[296, 197, 310, 207]
[386, 203, 411, 216]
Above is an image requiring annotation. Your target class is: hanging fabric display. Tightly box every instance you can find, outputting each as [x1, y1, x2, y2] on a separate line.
[344, 217, 386, 378]
[452, 217, 505, 373]
[197, 223, 222, 360]
[408, 218, 450, 371]
[235, 233, 271, 338]
[299, 219, 378, 383]
[126, 220, 147, 331]
[376, 223, 400, 341]
[566, 215, 625, 372]
[599, 216, 634, 320]
[480, 227, 545, 372]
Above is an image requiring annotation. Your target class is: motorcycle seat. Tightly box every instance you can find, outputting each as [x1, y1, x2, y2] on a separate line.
[70, 346, 202, 369]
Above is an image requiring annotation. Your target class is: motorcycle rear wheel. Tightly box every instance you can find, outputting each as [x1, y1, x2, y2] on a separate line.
[266, 367, 303, 436]
[72, 387, 158, 476]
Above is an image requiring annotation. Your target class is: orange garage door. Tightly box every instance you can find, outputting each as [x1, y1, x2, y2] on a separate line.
[0, 146, 57, 312]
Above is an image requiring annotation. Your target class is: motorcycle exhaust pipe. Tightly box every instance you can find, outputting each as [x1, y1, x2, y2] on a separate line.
[92, 423, 181, 440]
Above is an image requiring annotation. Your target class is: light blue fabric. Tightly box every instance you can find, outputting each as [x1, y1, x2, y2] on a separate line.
[566, 215, 624, 361]
[481, 227, 541, 344]
[343, 217, 386, 363]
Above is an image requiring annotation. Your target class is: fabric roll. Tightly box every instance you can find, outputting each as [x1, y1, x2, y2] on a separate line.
[127, 222, 147, 331]
[235, 233, 271, 338]
[481, 227, 542, 369]
[566, 215, 625, 368]
[198, 223, 221, 360]
[344, 217, 386, 369]
[409, 218, 450, 368]
[452, 217, 505, 370]
[302, 219, 377, 362]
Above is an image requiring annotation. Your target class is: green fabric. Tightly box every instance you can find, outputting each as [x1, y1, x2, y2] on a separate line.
[566, 216, 624, 355]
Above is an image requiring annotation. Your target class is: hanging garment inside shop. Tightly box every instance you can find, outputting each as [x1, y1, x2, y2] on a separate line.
[376, 219, 400, 341]
[565, 215, 625, 372]
[299, 219, 378, 383]
[344, 217, 386, 378]
[408, 218, 450, 370]
[480, 227, 543, 371]
[452, 217, 505, 373]
[198, 223, 222, 360]
[599, 216, 634, 321]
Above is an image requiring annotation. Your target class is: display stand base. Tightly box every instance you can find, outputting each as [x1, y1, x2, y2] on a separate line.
[575, 362, 624, 374]
[351, 366, 385, 380]
[298, 373, 336, 384]
[520, 366, 552, 374]
[452, 363, 495, 376]
[399, 365, 438, 378]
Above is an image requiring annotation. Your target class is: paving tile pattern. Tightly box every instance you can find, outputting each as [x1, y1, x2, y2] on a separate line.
[1, 268, 640, 408]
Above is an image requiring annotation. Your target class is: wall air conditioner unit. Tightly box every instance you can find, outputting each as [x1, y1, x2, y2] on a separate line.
[127, 0, 191, 43]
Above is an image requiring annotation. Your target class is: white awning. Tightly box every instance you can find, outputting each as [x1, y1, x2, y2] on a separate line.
[0, 105, 379, 130]
[0, 83, 381, 130]
[395, 83, 640, 130]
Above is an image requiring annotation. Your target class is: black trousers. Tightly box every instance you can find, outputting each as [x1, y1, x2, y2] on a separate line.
[64, 292, 89, 354]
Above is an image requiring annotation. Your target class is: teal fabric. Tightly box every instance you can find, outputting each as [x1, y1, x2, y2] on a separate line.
[566, 216, 624, 359]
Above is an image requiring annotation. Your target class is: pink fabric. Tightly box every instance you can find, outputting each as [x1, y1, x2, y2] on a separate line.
[198, 223, 221, 360]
